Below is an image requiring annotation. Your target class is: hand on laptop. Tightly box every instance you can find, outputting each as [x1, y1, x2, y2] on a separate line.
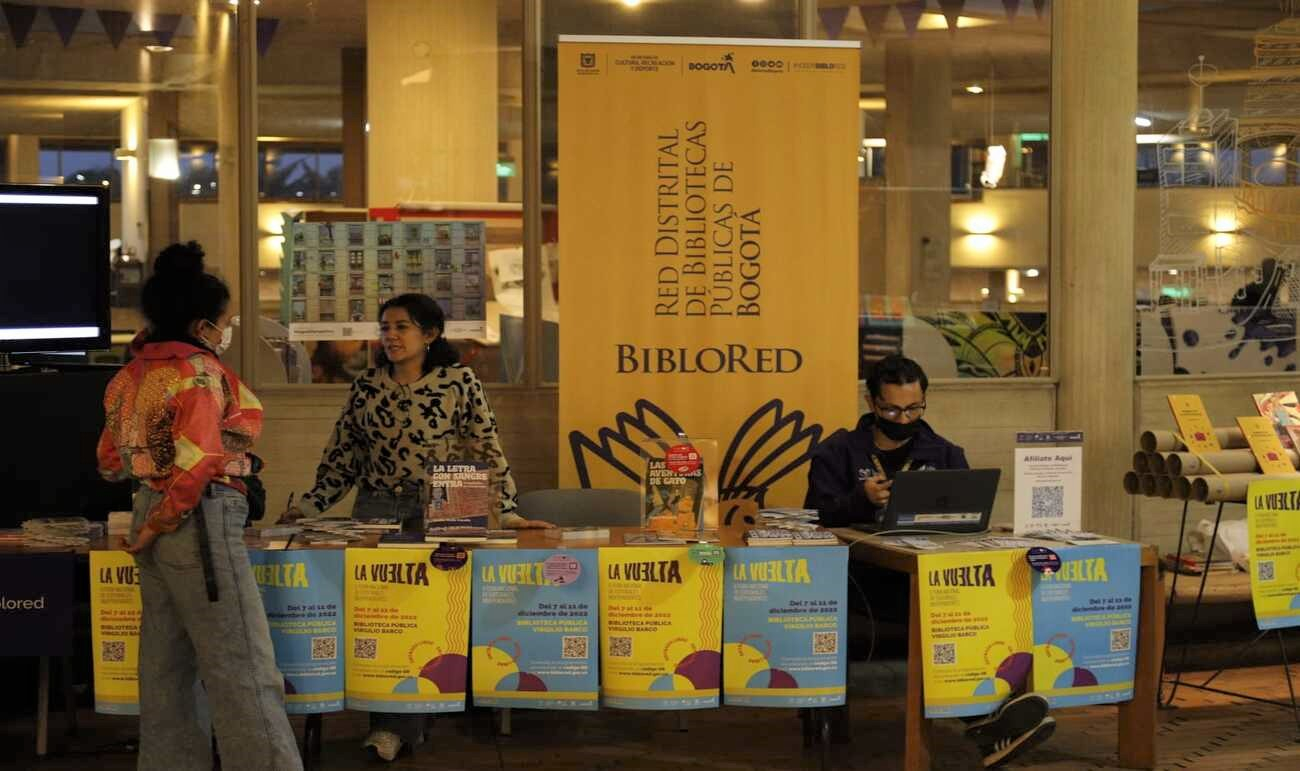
[864, 477, 893, 508]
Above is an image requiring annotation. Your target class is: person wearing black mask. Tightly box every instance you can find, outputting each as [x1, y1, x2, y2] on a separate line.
[804, 355, 1055, 768]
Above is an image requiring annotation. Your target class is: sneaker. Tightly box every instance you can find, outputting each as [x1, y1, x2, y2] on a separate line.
[362, 729, 403, 762]
[981, 716, 1056, 768]
[964, 693, 1050, 744]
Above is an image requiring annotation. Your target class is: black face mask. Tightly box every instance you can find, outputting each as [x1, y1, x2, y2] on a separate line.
[876, 415, 920, 442]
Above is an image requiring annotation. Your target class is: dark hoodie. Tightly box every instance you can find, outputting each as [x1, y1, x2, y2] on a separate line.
[804, 413, 968, 527]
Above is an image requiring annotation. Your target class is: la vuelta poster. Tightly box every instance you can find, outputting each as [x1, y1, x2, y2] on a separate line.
[345, 548, 472, 713]
[917, 550, 1034, 718]
[557, 36, 860, 511]
[598, 546, 723, 709]
[250, 549, 345, 714]
[722, 546, 848, 708]
[471, 549, 599, 709]
[1030, 544, 1140, 707]
[90, 551, 142, 715]
[1247, 479, 1300, 630]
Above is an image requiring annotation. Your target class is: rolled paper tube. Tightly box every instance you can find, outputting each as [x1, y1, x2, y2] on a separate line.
[1147, 453, 1167, 475]
[1166, 448, 1300, 477]
[1140, 474, 1159, 497]
[1123, 471, 1142, 495]
[1140, 428, 1248, 454]
[1174, 476, 1193, 500]
[1155, 475, 1175, 498]
[1133, 452, 1149, 474]
[1190, 473, 1300, 503]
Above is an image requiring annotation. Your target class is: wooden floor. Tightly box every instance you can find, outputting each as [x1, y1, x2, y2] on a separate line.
[4, 664, 1300, 770]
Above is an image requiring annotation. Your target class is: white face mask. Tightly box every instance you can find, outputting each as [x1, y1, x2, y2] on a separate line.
[203, 320, 232, 356]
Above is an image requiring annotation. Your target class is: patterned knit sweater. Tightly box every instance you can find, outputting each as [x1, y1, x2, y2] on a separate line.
[298, 365, 520, 523]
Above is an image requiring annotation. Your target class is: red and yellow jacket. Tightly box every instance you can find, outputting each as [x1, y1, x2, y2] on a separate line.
[97, 338, 264, 537]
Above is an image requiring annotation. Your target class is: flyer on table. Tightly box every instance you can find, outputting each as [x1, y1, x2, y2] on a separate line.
[250, 549, 345, 714]
[345, 547, 472, 713]
[722, 547, 848, 708]
[471, 549, 599, 709]
[1247, 479, 1300, 630]
[598, 546, 723, 709]
[917, 550, 1033, 718]
[90, 551, 142, 715]
[1030, 544, 1140, 707]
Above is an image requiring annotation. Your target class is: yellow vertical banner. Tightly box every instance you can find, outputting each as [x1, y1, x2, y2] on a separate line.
[917, 550, 1034, 718]
[598, 546, 723, 709]
[1247, 479, 1300, 630]
[558, 36, 861, 509]
[345, 547, 472, 713]
[90, 551, 142, 715]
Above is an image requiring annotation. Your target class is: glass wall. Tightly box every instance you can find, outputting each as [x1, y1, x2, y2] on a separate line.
[1136, 1, 1300, 376]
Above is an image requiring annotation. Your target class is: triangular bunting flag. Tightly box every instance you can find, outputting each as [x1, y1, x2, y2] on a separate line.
[1, 3, 38, 48]
[1033, 0, 1046, 18]
[152, 13, 182, 48]
[860, 4, 890, 44]
[1002, 0, 1021, 20]
[938, 0, 964, 35]
[96, 9, 132, 50]
[47, 6, 83, 48]
[256, 17, 278, 57]
[896, 0, 926, 37]
[817, 6, 850, 40]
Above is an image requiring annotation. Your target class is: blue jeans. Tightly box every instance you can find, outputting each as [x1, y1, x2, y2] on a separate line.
[131, 485, 301, 770]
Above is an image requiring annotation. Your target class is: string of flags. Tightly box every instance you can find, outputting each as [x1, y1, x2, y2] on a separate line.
[0, 3, 279, 54]
[819, 0, 1048, 43]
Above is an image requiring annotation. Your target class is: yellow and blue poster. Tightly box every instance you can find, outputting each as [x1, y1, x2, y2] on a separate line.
[598, 546, 722, 709]
[345, 547, 471, 713]
[1030, 544, 1140, 707]
[722, 546, 847, 708]
[250, 549, 345, 714]
[1247, 479, 1300, 630]
[917, 550, 1033, 718]
[90, 550, 141, 715]
[471, 549, 599, 710]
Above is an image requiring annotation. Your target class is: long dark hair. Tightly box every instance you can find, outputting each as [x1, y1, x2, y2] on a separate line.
[141, 241, 230, 345]
[376, 293, 460, 375]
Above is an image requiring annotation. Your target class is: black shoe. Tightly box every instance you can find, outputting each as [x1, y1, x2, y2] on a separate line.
[964, 693, 1050, 744]
[981, 716, 1056, 768]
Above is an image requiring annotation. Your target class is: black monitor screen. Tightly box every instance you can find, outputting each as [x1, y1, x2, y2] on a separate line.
[0, 184, 111, 352]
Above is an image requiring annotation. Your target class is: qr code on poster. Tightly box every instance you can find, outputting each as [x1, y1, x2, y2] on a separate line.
[1109, 628, 1132, 653]
[353, 637, 378, 660]
[1259, 560, 1276, 582]
[311, 636, 337, 661]
[812, 631, 838, 655]
[101, 641, 126, 663]
[931, 643, 956, 666]
[609, 636, 632, 658]
[562, 636, 588, 659]
[1031, 485, 1065, 520]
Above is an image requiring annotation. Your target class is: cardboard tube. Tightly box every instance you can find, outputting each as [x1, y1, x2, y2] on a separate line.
[1155, 475, 1175, 498]
[1140, 428, 1247, 453]
[1148, 453, 1167, 475]
[1133, 452, 1149, 474]
[1140, 474, 1159, 497]
[1166, 448, 1300, 477]
[1174, 476, 1193, 500]
[1190, 473, 1300, 503]
[1123, 471, 1142, 495]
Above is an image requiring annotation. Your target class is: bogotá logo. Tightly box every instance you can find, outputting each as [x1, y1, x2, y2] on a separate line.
[688, 52, 735, 73]
[580, 52, 596, 68]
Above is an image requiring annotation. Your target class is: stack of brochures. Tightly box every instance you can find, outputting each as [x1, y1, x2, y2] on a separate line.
[21, 516, 92, 547]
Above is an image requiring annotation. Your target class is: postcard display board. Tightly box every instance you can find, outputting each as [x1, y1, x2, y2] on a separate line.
[282, 220, 488, 340]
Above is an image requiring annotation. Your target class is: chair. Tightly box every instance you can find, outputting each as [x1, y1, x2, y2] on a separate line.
[516, 488, 641, 527]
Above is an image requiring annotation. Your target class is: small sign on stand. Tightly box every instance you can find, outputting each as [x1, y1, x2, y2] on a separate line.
[1014, 431, 1084, 535]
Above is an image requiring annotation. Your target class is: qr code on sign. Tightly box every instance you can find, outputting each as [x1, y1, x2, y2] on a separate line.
[1110, 628, 1132, 653]
[562, 636, 588, 659]
[1031, 485, 1065, 520]
[101, 641, 125, 663]
[931, 643, 956, 666]
[1259, 560, 1276, 582]
[353, 637, 378, 660]
[311, 636, 337, 661]
[812, 631, 838, 655]
[609, 636, 632, 658]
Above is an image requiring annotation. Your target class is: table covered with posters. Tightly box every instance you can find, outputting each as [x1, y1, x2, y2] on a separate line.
[831, 528, 1162, 771]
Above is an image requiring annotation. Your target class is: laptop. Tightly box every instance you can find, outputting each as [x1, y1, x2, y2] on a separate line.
[852, 468, 1000, 534]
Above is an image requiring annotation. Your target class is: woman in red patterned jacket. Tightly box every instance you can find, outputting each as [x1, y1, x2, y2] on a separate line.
[97, 242, 300, 770]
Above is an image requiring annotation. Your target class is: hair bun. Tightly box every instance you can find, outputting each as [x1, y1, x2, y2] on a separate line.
[153, 241, 207, 277]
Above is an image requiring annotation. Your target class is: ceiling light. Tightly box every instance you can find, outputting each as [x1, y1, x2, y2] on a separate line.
[620, 0, 642, 7]
[1006, 294, 1019, 304]
[980, 287, 990, 297]
[1134, 116, 1152, 128]
[145, 44, 174, 53]
[1168, 269, 1179, 276]
[965, 84, 984, 95]
[1025, 268, 1040, 278]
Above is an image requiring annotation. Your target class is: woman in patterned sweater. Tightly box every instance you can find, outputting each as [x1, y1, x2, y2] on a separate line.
[285, 292, 550, 760]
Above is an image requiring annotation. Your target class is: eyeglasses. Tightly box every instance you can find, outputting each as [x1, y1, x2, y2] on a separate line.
[877, 403, 926, 421]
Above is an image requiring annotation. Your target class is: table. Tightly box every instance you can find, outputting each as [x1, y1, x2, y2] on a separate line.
[830, 529, 1163, 771]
